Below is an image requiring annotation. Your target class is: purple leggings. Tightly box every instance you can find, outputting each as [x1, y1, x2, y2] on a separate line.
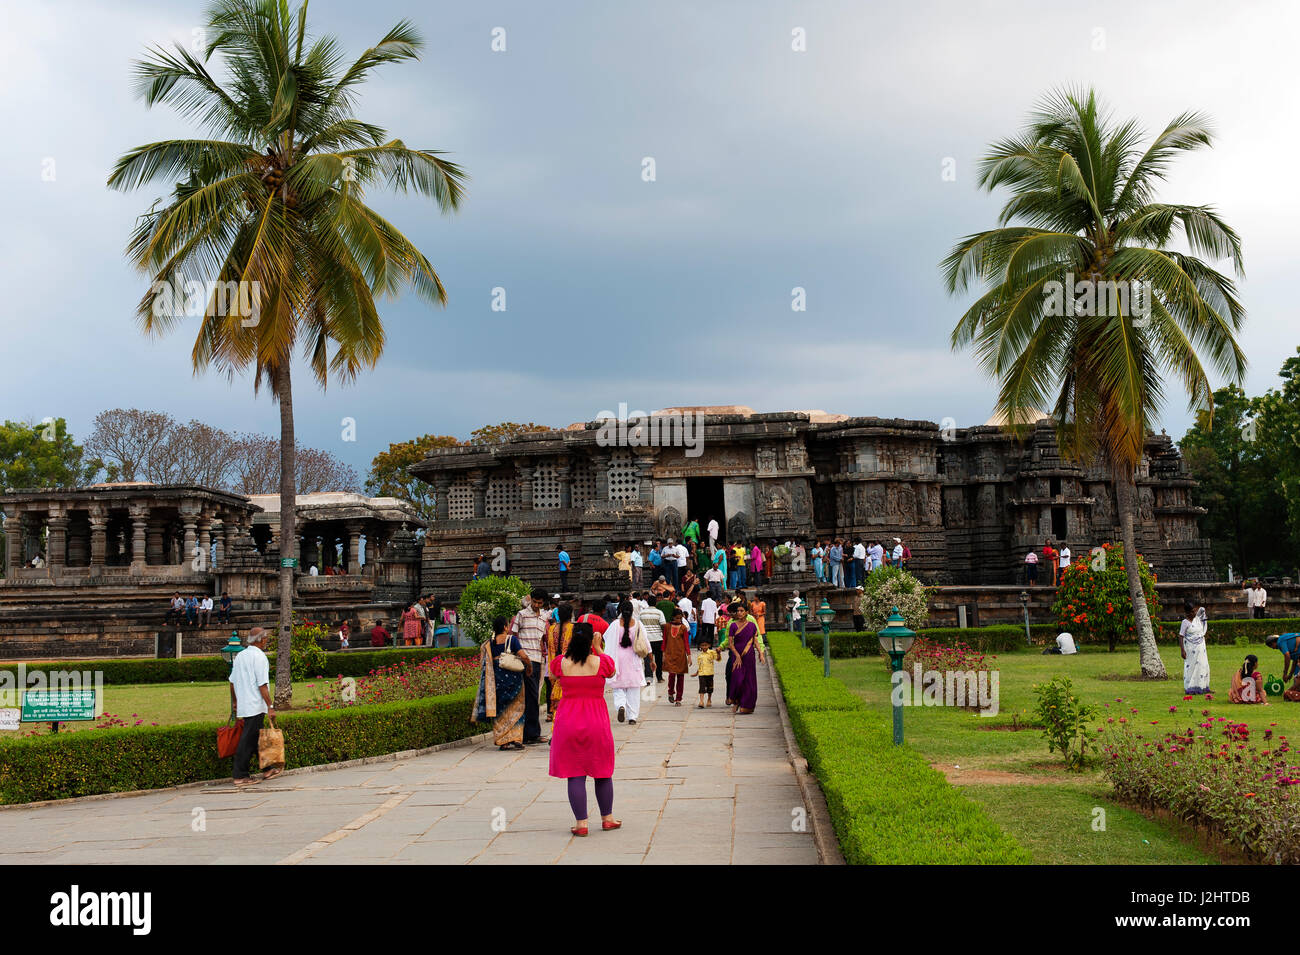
[567, 776, 614, 820]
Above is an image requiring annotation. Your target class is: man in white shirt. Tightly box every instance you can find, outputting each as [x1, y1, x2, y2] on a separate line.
[699, 595, 718, 646]
[1054, 631, 1077, 655]
[704, 565, 724, 602]
[661, 540, 680, 590]
[676, 594, 696, 643]
[308, 562, 319, 576]
[1058, 544, 1072, 573]
[891, 538, 904, 566]
[229, 627, 275, 786]
[630, 545, 644, 586]
[868, 541, 884, 571]
[1249, 582, 1268, 618]
[199, 595, 214, 627]
[707, 517, 719, 550]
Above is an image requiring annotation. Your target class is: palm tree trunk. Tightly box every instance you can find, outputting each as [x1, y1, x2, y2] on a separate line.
[1115, 470, 1166, 679]
[275, 362, 296, 707]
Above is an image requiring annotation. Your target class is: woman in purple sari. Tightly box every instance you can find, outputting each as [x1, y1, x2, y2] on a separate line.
[723, 602, 766, 714]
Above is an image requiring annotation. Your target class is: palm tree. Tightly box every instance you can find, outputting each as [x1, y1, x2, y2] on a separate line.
[109, 0, 466, 704]
[942, 88, 1246, 678]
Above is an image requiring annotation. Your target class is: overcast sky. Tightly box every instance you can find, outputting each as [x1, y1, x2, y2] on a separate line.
[2, 0, 1296, 477]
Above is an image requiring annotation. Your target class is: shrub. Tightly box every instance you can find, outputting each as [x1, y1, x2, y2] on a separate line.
[1101, 706, 1300, 863]
[1032, 675, 1098, 771]
[458, 575, 532, 644]
[799, 625, 1045, 659]
[1052, 542, 1160, 651]
[290, 621, 330, 680]
[0, 687, 484, 804]
[858, 565, 929, 631]
[768, 633, 1029, 864]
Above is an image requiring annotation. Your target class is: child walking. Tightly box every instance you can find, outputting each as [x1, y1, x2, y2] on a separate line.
[692, 637, 720, 708]
[663, 609, 692, 705]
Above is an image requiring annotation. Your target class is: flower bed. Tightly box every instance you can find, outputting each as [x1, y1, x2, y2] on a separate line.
[1101, 702, 1300, 863]
[309, 655, 480, 709]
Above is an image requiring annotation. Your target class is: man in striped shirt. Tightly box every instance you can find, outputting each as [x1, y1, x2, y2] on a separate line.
[510, 588, 551, 744]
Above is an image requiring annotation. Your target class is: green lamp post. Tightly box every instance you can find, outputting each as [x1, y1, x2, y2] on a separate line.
[816, 598, 835, 677]
[878, 606, 916, 745]
[220, 631, 244, 672]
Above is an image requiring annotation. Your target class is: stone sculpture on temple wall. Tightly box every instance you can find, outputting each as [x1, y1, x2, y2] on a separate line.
[791, 480, 811, 518]
[925, 485, 942, 525]
[785, 441, 809, 472]
[658, 506, 682, 541]
[1139, 487, 1155, 523]
[942, 487, 966, 527]
[755, 445, 778, 473]
[761, 483, 791, 515]
[728, 512, 750, 542]
[976, 485, 997, 523]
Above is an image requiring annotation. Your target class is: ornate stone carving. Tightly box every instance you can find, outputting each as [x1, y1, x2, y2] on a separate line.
[727, 512, 750, 542]
[785, 441, 809, 471]
[755, 444, 778, 473]
[658, 506, 682, 541]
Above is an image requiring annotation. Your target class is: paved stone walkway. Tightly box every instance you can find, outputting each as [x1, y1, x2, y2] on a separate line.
[0, 661, 817, 865]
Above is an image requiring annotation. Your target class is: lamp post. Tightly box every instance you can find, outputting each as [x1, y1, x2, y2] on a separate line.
[1018, 590, 1032, 647]
[816, 598, 835, 677]
[220, 631, 244, 672]
[877, 606, 916, 745]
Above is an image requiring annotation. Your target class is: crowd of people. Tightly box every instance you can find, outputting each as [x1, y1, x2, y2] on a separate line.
[472, 584, 771, 835]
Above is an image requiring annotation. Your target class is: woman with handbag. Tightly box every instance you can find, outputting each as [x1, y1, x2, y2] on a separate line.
[472, 615, 531, 750]
[608, 599, 653, 724]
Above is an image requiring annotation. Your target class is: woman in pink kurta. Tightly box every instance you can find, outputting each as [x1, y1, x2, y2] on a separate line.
[548, 621, 620, 835]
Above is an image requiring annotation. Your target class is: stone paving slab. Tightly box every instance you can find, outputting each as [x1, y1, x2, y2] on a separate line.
[0, 659, 818, 865]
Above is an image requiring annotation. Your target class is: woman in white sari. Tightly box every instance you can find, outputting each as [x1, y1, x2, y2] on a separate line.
[1178, 599, 1210, 695]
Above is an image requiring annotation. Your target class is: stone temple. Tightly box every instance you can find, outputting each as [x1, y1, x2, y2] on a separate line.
[411, 407, 1214, 595]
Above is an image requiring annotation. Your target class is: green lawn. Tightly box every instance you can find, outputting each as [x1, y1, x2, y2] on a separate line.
[0, 680, 331, 737]
[821, 641, 1294, 864]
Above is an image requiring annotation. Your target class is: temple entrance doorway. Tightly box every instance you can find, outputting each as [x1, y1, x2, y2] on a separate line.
[686, 477, 726, 545]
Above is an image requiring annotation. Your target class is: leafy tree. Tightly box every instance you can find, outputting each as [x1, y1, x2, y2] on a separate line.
[365, 433, 459, 520]
[0, 418, 110, 491]
[469, 422, 550, 445]
[944, 88, 1247, 678]
[1179, 385, 1289, 578]
[0, 419, 113, 576]
[1255, 347, 1300, 569]
[108, 0, 465, 705]
[1051, 542, 1160, 651]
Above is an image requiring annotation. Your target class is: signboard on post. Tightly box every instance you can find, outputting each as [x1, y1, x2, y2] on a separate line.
[280, 557, 299, 569]
[0, 709, 19, 732]
[21, 689, 99, 723]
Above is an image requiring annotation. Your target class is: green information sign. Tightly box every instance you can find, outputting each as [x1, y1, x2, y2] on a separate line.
[21, 689, 99, 722]
[280, 557, 299, 568]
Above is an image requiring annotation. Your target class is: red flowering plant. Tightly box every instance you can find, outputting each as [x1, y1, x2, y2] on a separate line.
[1101, 707, 1300, 863]
[890, 637, 997, 711]
[1050, 542, 1160, 651]
[309, 656, 479, 710]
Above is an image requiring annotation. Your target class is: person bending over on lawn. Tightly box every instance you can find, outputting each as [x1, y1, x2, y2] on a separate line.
[1264, 633, 1300, 700]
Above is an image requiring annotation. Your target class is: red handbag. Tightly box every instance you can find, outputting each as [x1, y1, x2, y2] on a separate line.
[217, 717, 244, 758]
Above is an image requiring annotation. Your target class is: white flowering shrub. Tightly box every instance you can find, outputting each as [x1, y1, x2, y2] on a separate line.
[858, 565, 929, 631]
[458, 575, 532, 644]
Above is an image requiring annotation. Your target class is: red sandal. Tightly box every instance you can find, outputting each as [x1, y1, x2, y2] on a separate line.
[602, 820, 622, 831]
[571, 826, 589, 837]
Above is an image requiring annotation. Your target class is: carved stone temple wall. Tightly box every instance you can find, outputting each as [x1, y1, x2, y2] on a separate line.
[410, 409, 1214, 596]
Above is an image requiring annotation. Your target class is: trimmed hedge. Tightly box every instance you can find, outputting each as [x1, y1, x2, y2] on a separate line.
[769, 633, 1029, 864]
[0, 687, 483, 804]
[789, 616, 1300, 660]
[0, 647, 477, 686]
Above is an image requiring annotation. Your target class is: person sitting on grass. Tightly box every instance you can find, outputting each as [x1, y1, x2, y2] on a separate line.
[1229, 654, 1267, 704]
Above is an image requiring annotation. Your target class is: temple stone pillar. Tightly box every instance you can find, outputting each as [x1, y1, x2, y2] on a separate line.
[516, 459, 535, 511]
[46, 509, 68, 575]
[346, 521, 364, 574]
[129, 503, 149, 574]
[434, 477, 451, 522]
[634, 450, 658, 504]
[198, 514, 212, 571]
[470, 471, 488, 519]
[556, 457, 573, 509]
[67, 516, 90, 567]
[4, 508, 23, 575]
[181, 511, 198, 570]
[591, 450, 610, 502]
[147, 519, 165, 566]
[87, 506, 107, 576]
